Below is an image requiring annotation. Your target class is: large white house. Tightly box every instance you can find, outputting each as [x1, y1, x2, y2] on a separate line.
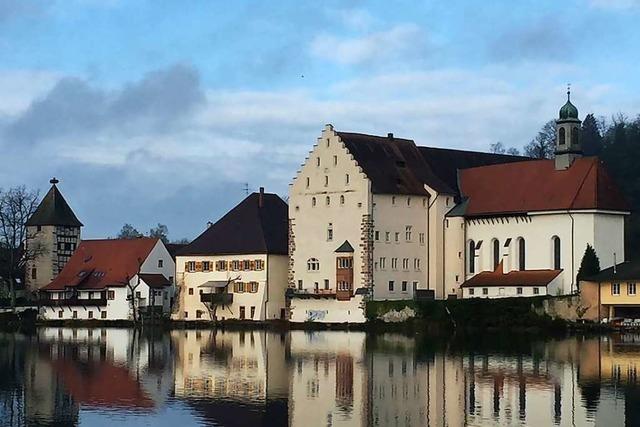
[39, 238, 175, 320]
[288, 94, 629, 322]
[174, 189, 289, 321]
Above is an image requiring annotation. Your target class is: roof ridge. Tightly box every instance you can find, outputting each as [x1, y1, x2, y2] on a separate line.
[569, 158, 598, 210]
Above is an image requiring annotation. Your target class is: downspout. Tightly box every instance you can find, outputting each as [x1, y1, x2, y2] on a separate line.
[264, 256, 269, 320]
[427, 193, 439, 295]
[442, 216, 447, 299]
[570, 212, 575, 294]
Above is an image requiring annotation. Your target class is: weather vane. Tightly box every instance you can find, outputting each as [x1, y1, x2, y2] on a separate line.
[567, 83, 571, 100]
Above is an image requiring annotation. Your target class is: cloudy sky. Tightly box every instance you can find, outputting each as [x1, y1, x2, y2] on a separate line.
[1, 0, 639, 240]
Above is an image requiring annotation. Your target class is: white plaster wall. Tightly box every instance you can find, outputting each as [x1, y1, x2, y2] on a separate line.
[594, 213, 626, 267]
[289, 125, 371, 293]
[426, 190, 458, 299]
[176, 253, 270, 320]
[289, 295, 366, 323]
[443, 216, 466, 298]
[462, 285, 550, 299]
[265, 254, 288, 320]
[461, 211, 626, 295]
[371, 194, 428, 301]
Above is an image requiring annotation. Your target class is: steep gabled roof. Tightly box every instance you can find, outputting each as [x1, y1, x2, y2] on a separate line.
[336, 131, 529, 196]
[26, 184, 82, 227]
[178, 192, 288, 256]
[334, 240, 354, 253]
[456, 157, 630, 217]
[42, 238, 159, 290]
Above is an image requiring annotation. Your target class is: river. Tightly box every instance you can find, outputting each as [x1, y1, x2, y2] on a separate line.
[0, 328, 638, 426]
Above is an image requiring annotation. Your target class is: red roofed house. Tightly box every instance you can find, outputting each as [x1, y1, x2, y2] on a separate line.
[450, 92, 629, 298]
[39, 237, 175, 320]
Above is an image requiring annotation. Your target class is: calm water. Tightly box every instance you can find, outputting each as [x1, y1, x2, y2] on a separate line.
[1, 328, 638, 427]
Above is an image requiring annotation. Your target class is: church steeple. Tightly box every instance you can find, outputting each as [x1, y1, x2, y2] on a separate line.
[555, 85, 582, 170]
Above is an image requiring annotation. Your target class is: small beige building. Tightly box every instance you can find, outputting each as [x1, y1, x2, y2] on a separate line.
[174, 189, 288, 321]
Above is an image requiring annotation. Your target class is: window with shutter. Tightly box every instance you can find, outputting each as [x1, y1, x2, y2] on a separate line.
[195, 261, 203, 272]
[250, 260, 256, 270]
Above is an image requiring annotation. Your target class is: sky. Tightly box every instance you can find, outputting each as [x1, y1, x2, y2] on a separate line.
[1, 0, 639, 241]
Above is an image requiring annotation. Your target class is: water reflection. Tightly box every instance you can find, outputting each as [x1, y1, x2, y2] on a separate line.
[1, 329, 640, 426]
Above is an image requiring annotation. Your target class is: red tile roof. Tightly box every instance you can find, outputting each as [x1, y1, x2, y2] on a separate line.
[458, 157, 630, 217]
[42, 238, 159, 291]
[461, 262, 562, 288]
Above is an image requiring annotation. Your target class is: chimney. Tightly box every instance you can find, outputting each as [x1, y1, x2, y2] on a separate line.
[259, 187, 264, 208]
[387, 133, 394, 139]
[206, 221, 213, 229]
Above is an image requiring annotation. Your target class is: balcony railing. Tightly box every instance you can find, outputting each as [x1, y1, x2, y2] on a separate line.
[41, 297, 108, 307]
[200, 293, 233, 305]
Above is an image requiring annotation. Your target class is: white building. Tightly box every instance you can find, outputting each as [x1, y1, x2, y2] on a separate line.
[39, 238, 175, 320]
[288, 94, 629, 321]
[174, 189, 289, 321]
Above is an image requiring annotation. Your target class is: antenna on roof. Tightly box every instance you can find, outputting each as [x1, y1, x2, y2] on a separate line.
[242, 183, 249, 196]
[50, 177, 59, 185]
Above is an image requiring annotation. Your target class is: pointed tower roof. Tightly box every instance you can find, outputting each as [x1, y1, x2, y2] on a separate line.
[559, 85, 579, 121]
[26, 178, 83, 227]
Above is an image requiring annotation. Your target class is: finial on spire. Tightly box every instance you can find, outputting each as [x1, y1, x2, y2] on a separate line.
[567, 83, 571, 101]
[50, 177, 59, 185]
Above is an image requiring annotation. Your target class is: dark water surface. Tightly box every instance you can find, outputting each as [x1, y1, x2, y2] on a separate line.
[1, 328, 638, 426]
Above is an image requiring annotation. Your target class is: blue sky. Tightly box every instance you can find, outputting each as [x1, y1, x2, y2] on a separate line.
[1, 0, 639, 240]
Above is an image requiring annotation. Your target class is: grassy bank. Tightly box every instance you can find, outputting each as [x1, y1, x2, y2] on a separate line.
[366, 297, 568, 332]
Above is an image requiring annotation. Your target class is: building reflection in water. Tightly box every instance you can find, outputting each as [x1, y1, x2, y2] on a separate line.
[3, 329, 640, 426]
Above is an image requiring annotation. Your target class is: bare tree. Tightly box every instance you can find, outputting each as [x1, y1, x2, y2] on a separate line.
[202, 276, 239, 321]
[125, 257, 144, 324]
[0, 186, 43, 309]
[524, 120, 556, 159]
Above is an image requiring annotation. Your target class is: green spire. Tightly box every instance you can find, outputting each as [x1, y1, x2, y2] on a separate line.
[559, 85, 579, 120]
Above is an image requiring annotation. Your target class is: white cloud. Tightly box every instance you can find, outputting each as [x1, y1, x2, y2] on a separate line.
[310, 23, 428, 66]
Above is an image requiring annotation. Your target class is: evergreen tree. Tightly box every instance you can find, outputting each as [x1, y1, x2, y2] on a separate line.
[581, 113, 603, 156]
[577, 244, 601, 281]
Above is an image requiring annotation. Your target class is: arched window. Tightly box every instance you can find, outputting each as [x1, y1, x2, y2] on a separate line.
[552, 236, 561, 270]
[572, 127, 579, 146]
[327, 223, 333, 241]
[492, 239, 500, 270]
[518, 238, 526, 271]
[311, 197, 316, 207]
[340, 195, 345, 205]
[326, 196, 330, 206]
[307, 258, 320, 271]
[468, 240, 476, 274]
[558, 127, 566, 145]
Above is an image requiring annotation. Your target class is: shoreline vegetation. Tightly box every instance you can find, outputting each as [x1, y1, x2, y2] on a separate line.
[0, 296, 615, 335]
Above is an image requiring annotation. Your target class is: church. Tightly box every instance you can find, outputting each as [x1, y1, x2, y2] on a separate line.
[287, 93, 629, 323]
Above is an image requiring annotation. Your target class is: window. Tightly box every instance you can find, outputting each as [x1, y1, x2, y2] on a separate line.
[629, 283, 637, 296]
[385, 232, 390, 242]
[231, 260, 241, 271]
[379, 257, 386, 269]
[58, 310, 63, 318]
[101, 311, 107, 319]
[37, 225, 42, 232]
[517, 287, 523, 295]
[413, 281, 418, 291]
[388, 281, 395, 292]
[572, 127, 579, 146]
[559, 127, 566, 145]
[340, 195, 345, 205]
[499, 288, 505, 296]
[202, 261, 211, 271]
[481, 288, 488, 295]
[306, 177, 310, 188]
[196, 310, 203, 319]
[518, 238, 526, 271]
[333, 155, 338, 165]
[374, 231, 380, 240]
[108, 290, 115, 300]
[297, 280, 303, 290]
[312, 197, 316, 207]
[407, 197, 411, 206]
[31, 268, 37, 279]
[255, 259, 264, 270]
[338, 258, 352, 268]
[242, 260, 251, 270]
[391, 258, 398, 270]
[402, 258, 409, 270]
[468, 240, 476, 274]
[391, 196, 396, 205]
[419, 233, 425, 245]
[414, 258, 421, 270]
[402, 281, 408, 292]
[345, 174, 350, 185]
[307, 258, 320, 271]
[234, 282, 246, 293]
[187, 261, 196, 272]
[324, 279, 329, 290]
[316, 157, 320, 167]
[534, 287, 540, 295]
[612, 283, 621, 295]
[188, 288, 194, 295]
[395, 232, 400, 242]
[405, 226, 412, 241]
[216, 260, 228, 271]
[314, 282, 319, 292]
[184, 311, 188, 318]
[72, 311, 78, 319]
[469, 288, 475, 296]
[492, 239, 500, 270]
[87, 311, 93, 319]
[251, 306, 256, 319]
[324, 176, 329, 187]
[158, 259, 164, 268]
[552, 236, 561, 270]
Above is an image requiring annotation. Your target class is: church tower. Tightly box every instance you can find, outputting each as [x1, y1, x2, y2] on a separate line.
[25, 178, 82, 292]
[555, 86, 583, 170]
